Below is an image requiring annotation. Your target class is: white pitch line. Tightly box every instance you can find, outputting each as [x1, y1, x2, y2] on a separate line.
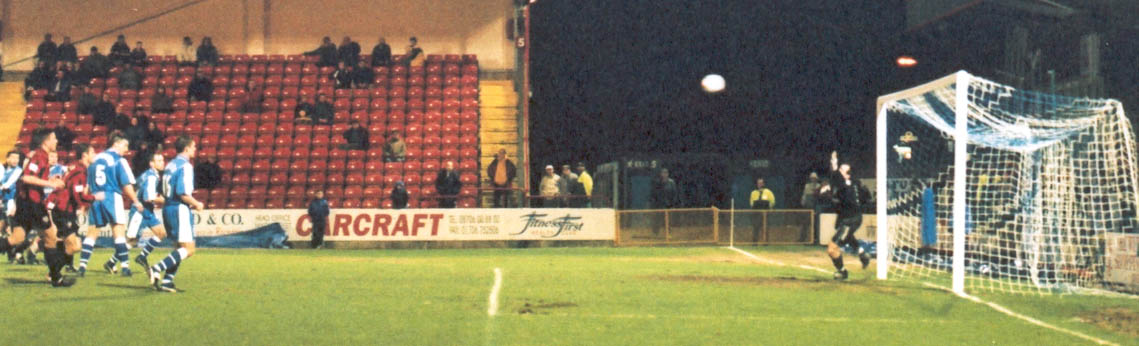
[726, 246, 831, 274]
[727, 246, 1116, 346]
[921, 283, 1116, 346]
[487, 268, 503, 317]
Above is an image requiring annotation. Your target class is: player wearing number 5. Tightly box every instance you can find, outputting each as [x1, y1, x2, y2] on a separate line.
[150, 136, 204, 293]
[81, 131, 145, 277]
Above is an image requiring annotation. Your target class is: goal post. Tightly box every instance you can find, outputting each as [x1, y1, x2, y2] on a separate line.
[876, 70, 1139, 296]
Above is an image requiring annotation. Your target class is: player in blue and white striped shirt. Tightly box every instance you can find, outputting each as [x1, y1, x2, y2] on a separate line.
[0, 151, 22, 241]
[126, 152, 167, 272]
[80, 132, 145, 277]
[150, 136, 204, 293]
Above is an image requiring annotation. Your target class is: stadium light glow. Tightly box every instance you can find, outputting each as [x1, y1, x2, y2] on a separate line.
[896, 56, 917, 68]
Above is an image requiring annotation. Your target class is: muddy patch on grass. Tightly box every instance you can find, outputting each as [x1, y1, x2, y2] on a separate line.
[1076, 307, 1139, 337]
[517, 299, 578, 315]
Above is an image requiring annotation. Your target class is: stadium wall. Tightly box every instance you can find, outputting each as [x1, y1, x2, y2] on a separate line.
[1, 0, 515, 71]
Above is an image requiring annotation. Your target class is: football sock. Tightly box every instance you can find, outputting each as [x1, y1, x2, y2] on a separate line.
[832, 255, 844, 271]
[153, 248, 188, 274]
[114, 237, 129, 269]
[139, 237, 160, 260]
[78, 238, 95, 269]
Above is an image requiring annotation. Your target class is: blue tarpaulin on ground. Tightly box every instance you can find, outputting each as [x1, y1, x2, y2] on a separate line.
[93, 223, 289, 249]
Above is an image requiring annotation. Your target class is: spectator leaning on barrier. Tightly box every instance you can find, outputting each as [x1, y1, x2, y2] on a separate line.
[558, 165, 577, 206]
[435, 161, 461, 208]
[371, 37, 392, 67]
[305, 37, 338, 68]
[57, 36, 77, 64]
[338, 36, 361, 67]
[401, 37, 423, 66]
[572, 162, 592, 207]
[487, 149, 516, 208]
[538, 165, 560, 207]
[35, 33, 57, 66]
[197, 36, 219, 66]
[177, 37, 195, 66]
[391, 181, 409, 210]
[109, 34, 130, 66]
[307, 190, 330, 249]
[130, 41, 147, 67]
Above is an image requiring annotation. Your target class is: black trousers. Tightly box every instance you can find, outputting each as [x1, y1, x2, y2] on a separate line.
[492, 184, 511, 208]
[311, 220, 326, 248]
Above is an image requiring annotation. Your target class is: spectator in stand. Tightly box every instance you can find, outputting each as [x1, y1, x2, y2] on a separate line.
[801, 172, 821, 209]
[188, 71, 213, 102]
[151, 86, 174, 113]
[651, 168, 680, 209]
[487, 149, 516, 208]
[351, 60, 374, 89]
[294, 98, 315, 122]
[240, 80, 263, 113]
[145, 120, 165, 148]
[401, 37, 424, 66]
[117, 62, 142, 90]
[53, 119, 76, 152]
[390, 181, 409, 209]
[307, 190, 329, 249]
[46, 70, 72, 102]
[109, 109, 132, 133]
[559, 165, 579, 207]
[57, 36, 77, 64]
[130, 41, 147, 67]
[77, 85, 98, 115]
[538, 165, 560, 207]
[177, 37, 195, 66]
[196, 36, 219, 66]
[35, 33, 58, 66]
[125, 115, 149, 151]
[435, 161, 461, 208]
[383, 132, 406, 162]
[340, 120, 369, 150]
[370, 37, 392, 67]
[311, 94, 334, 125]
[78, 46, 110, 80]
[338, 36, 361, 67]
[574, 162, 593, 207]
[331, 61, 352, 89]
[305, 37, 338, 67]
[109, 34, 131, 66]
[92, 93, 116, 126]
[194, 158, 222, 189]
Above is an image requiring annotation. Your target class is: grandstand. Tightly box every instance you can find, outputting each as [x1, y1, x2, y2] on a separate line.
[0, 0, 525, 211]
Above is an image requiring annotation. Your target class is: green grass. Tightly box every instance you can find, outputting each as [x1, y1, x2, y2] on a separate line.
[1, 246, 1137, 345]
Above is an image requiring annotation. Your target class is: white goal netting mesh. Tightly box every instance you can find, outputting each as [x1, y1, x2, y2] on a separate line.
[881, 73, 1139, 295]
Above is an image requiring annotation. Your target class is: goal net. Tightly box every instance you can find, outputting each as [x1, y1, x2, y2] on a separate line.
[876, 71, 1139, 295]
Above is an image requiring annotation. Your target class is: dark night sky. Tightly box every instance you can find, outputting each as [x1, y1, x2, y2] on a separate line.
[530, 0, 906, 174]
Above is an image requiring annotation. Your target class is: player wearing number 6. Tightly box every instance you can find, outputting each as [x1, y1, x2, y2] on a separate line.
[150, 136, 204, 293]
[79, 131, 145, 277]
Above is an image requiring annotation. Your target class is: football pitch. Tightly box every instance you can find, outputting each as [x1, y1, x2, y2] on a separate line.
[1, 246, 1137, 345]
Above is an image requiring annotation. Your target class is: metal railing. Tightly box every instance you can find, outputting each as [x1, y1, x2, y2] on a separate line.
[615, 208, 814, 246]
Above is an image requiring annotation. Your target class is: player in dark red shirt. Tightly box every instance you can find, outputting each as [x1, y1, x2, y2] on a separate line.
[3, 128, 70, 287]
[46, 144, 95, 274]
